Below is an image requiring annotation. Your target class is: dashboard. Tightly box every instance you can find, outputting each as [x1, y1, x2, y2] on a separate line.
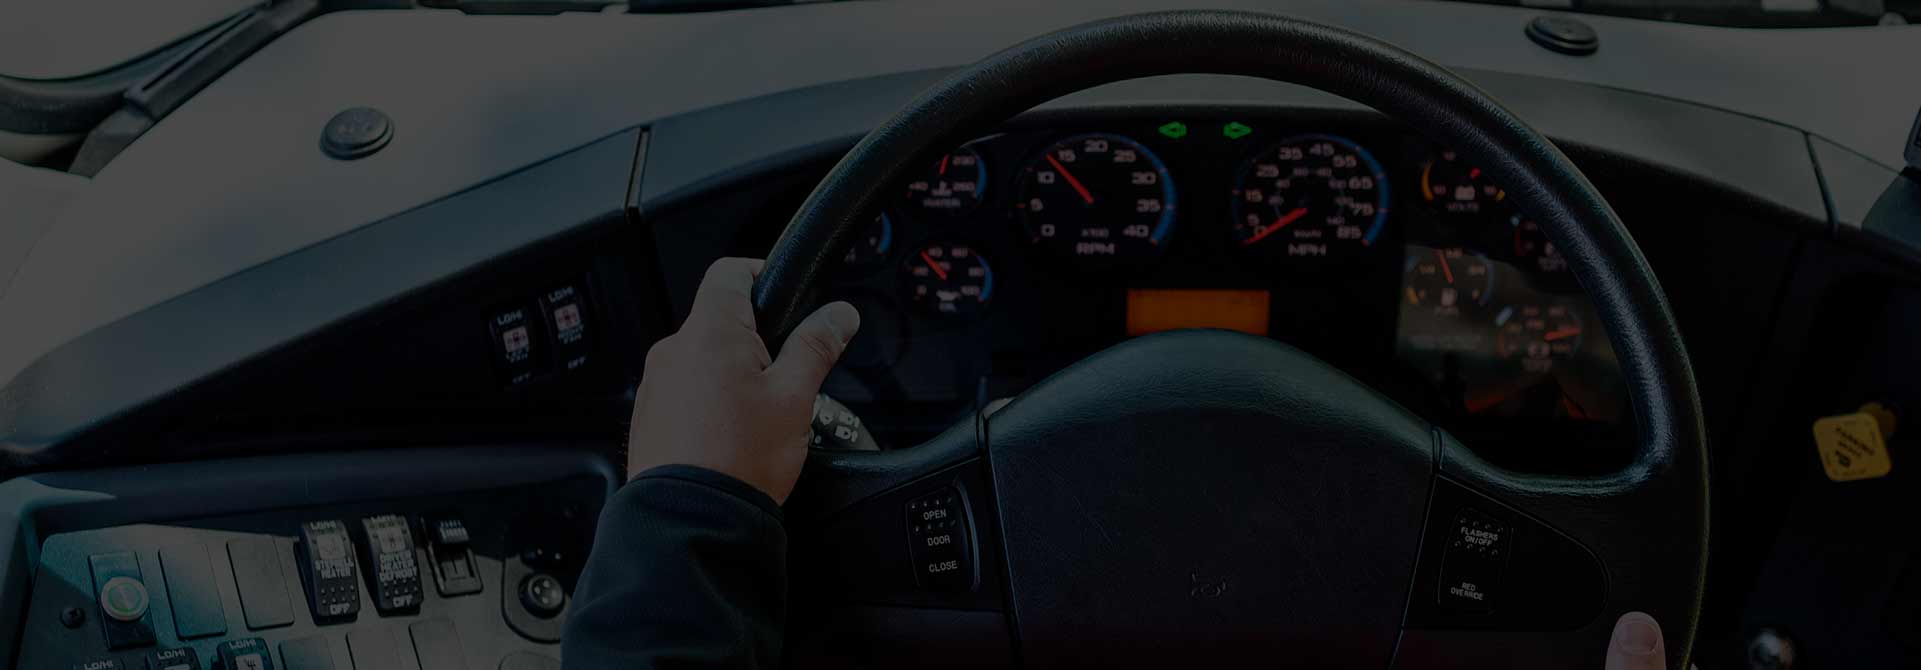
[776, 113, 1625, 460]
[4, 2, 1920, 666]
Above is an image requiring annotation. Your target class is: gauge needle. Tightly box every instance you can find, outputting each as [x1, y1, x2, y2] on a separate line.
[1543, 326, 1582, 342]
[1044, 154, 1095, 205]
[1241, 207, 1309, 246]
[938, 154, 950, 176]
[919, 251, 949, 281]
[1434, 249, 1455, 284]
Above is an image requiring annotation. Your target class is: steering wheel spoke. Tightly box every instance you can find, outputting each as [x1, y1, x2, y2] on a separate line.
[783, 417, 1014, 664]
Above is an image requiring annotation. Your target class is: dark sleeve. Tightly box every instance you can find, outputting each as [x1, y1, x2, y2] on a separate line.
[562, 464, 787, 669]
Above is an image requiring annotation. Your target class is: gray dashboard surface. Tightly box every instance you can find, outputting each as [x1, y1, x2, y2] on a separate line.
[1, 0, 1915, 393]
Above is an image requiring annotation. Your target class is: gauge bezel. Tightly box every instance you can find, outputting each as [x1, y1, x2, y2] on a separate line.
[1013, 132, 1180, 271]
[1227, 132, 1392, 270]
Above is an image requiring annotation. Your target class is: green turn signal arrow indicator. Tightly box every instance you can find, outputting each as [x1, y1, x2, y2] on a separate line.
[1222, 121, 1254, 140]
[1157, 121, 1188, 139]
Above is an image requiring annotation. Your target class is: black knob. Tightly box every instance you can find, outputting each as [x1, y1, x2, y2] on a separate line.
[59, 606, 86, 628]
[519, 573, 566, 617]
[1525, 16, 1599, 56]
[320, 107, 395, 160]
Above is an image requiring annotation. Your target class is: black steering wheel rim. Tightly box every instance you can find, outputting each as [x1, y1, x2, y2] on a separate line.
[756, 9, 1707, 667]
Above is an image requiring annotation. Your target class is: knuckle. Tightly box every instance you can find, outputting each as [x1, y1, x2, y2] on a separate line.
[795, 327, 842, 365]
[643, 336, 680, 368]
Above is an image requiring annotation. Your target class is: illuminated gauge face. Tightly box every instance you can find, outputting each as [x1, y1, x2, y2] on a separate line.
[1403, 247, 1496, 319]
[1495, 301, 1584, 374]
[1229, 134, 1389, 267]
[1016, 134, 1177, 269]
[1420, 150, 1506, 216]
[1510, 215, 1571, 276]
[839, 213, 894, 275]
[902, 240, 993, 318]
[902, 146, 987, 216]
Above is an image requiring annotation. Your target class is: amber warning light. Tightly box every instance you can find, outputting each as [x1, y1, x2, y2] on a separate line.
[1125, 289, 1271, 337]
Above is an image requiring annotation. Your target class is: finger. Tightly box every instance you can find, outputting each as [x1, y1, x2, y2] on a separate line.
[765, 301, 860, 395]
[687, 257, 765, 331]
[1605, 612, 1667, 670]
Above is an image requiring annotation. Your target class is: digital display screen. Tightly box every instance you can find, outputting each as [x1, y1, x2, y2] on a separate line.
[1126, 289, 1270, 337]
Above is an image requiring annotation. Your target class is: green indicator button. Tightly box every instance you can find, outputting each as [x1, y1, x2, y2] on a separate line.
[1223, 122, 1253, 140]
[1157, 121, 1188, 139]
[99, 576, 149, 622]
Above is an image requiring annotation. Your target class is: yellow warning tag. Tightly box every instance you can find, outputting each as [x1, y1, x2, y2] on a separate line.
[1813, 413, 1893, 482]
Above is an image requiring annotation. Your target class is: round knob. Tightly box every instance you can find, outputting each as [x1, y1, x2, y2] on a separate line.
[519, 573, 566, 617]
[98, 576, 149, 622]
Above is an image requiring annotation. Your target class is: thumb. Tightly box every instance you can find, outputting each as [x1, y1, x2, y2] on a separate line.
[1605, 612, 1667, 670]
[766, 301, 861, 394]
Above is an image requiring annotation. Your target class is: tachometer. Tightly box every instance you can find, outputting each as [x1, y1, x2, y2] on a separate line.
[902, 145, 987, 216]
[1016, 133, 1176, 269]
[902, 240, 993, 318]
[1229, 134, 1389, 267]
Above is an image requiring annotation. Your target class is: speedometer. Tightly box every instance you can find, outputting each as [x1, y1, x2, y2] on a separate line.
[1229, 134, 1389, 268]
[1016, 133, 1177, 270]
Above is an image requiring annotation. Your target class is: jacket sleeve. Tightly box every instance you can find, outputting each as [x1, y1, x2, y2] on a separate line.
[562, 464, 787, 669]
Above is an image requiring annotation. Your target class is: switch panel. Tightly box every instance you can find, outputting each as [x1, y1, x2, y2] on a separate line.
[425, 514, 484, 597]
[298, 520, 361, 621]
[16, 468, 609, 670]
[359, 514, 423, 614]
[905, 485, 976, 592]
[88, 552, 155, 650]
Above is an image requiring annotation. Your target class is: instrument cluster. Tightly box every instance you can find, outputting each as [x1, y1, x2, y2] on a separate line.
[821, 114, 1624, 427]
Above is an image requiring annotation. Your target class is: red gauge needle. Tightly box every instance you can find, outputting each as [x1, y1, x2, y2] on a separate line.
[919, 251, 949, 281]
[1543, 326, 1582, 342]
[1434, 249, 1455, 284]
[1241, 207, 1309, 246]
[1043, 154, 1095, 205]
[938, 154, 950, 176]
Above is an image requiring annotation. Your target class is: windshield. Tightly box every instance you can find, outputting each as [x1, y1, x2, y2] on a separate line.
[1437, 0, 1916, 28]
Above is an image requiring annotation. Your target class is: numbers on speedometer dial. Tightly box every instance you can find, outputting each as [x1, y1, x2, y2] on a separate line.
[1016, 133, 1177, 270]
[1229, 134, 1389, 268]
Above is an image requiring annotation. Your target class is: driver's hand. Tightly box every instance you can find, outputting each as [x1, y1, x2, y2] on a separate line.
[1605, 611, 1668, 670]
[626, 257, 861, 503]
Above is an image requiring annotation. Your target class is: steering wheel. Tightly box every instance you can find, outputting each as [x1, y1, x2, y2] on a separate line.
[752, 10, 1706, 668]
